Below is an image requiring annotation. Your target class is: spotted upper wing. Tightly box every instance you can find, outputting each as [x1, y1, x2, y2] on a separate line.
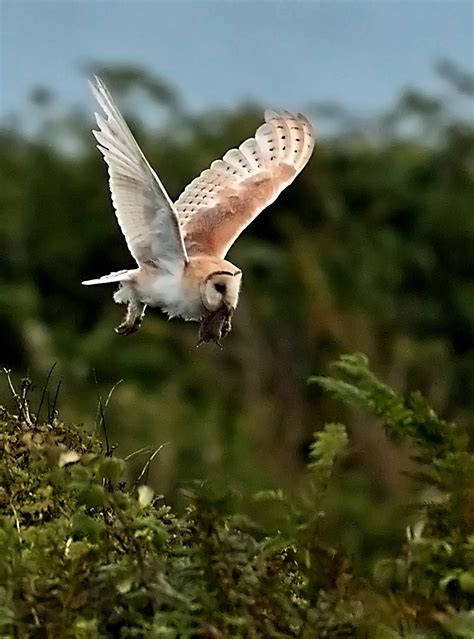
[175, 111, 315, 258]
[90, 76, 188, 271]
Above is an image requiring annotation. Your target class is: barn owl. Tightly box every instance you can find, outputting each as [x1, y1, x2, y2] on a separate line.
[82, 76, 315, 345]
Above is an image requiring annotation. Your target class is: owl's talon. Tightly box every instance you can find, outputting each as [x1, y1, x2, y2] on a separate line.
[114, 321, 139, 336]
[114, 305, 144, 336]
[195, 337, 223, 349]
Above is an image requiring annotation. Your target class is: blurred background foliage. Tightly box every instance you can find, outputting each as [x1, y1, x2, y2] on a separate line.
[0, 61, 473, 564]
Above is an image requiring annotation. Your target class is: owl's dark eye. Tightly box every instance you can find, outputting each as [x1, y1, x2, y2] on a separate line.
[214, 283, 226, 294]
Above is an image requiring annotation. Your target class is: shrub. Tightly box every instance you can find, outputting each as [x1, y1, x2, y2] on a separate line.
[0, 354, 473, 637]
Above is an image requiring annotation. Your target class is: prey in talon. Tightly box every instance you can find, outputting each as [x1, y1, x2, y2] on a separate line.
[198, 305, 234, 348]
[81, 77, 315, 342]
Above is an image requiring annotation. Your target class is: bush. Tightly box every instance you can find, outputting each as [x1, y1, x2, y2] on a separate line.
[0, 354, 473, 637]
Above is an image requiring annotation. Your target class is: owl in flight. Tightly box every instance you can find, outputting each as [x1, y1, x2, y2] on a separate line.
[83, 77, 315, 346]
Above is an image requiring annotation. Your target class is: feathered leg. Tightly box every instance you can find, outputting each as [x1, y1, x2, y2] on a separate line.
[115, 301, 147, 336]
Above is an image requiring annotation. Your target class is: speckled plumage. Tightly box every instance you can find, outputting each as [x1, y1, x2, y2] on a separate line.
[82, 77, 315, 343]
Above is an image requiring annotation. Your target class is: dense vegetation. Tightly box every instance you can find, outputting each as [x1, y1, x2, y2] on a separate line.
[0, 63, 473, 633]
[1, 354, 473, 637]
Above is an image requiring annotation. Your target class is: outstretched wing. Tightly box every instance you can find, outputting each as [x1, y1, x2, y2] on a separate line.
[175, 111, 315, 258]
[90, 76, 188, 271]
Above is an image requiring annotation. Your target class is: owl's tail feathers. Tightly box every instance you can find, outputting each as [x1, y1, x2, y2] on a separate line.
[82, 269, 134, 286]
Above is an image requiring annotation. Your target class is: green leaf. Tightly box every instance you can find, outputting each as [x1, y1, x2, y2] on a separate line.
[307, 423, 348, 493]
[76, 485, 106, 509]
[98, 457, 126, 481]
[71, 513, 106, 542]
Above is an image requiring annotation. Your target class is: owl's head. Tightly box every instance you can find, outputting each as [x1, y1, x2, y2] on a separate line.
[200, 268, 242, 313]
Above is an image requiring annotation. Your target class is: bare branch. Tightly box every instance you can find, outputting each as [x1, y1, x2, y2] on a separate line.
[35, 362, 57, 427]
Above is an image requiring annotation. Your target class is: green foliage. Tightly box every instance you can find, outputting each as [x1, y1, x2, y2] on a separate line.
[308, 423, 348, 493]
[1, 355, 473, 637]
[311, 353, 464, 464]
[0, 61, 473, 636]
[1, 61, 473, 506]
[311, 354, 474, 634]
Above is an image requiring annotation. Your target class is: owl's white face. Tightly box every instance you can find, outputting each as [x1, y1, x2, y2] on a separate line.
[200, 270, 242, 313]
